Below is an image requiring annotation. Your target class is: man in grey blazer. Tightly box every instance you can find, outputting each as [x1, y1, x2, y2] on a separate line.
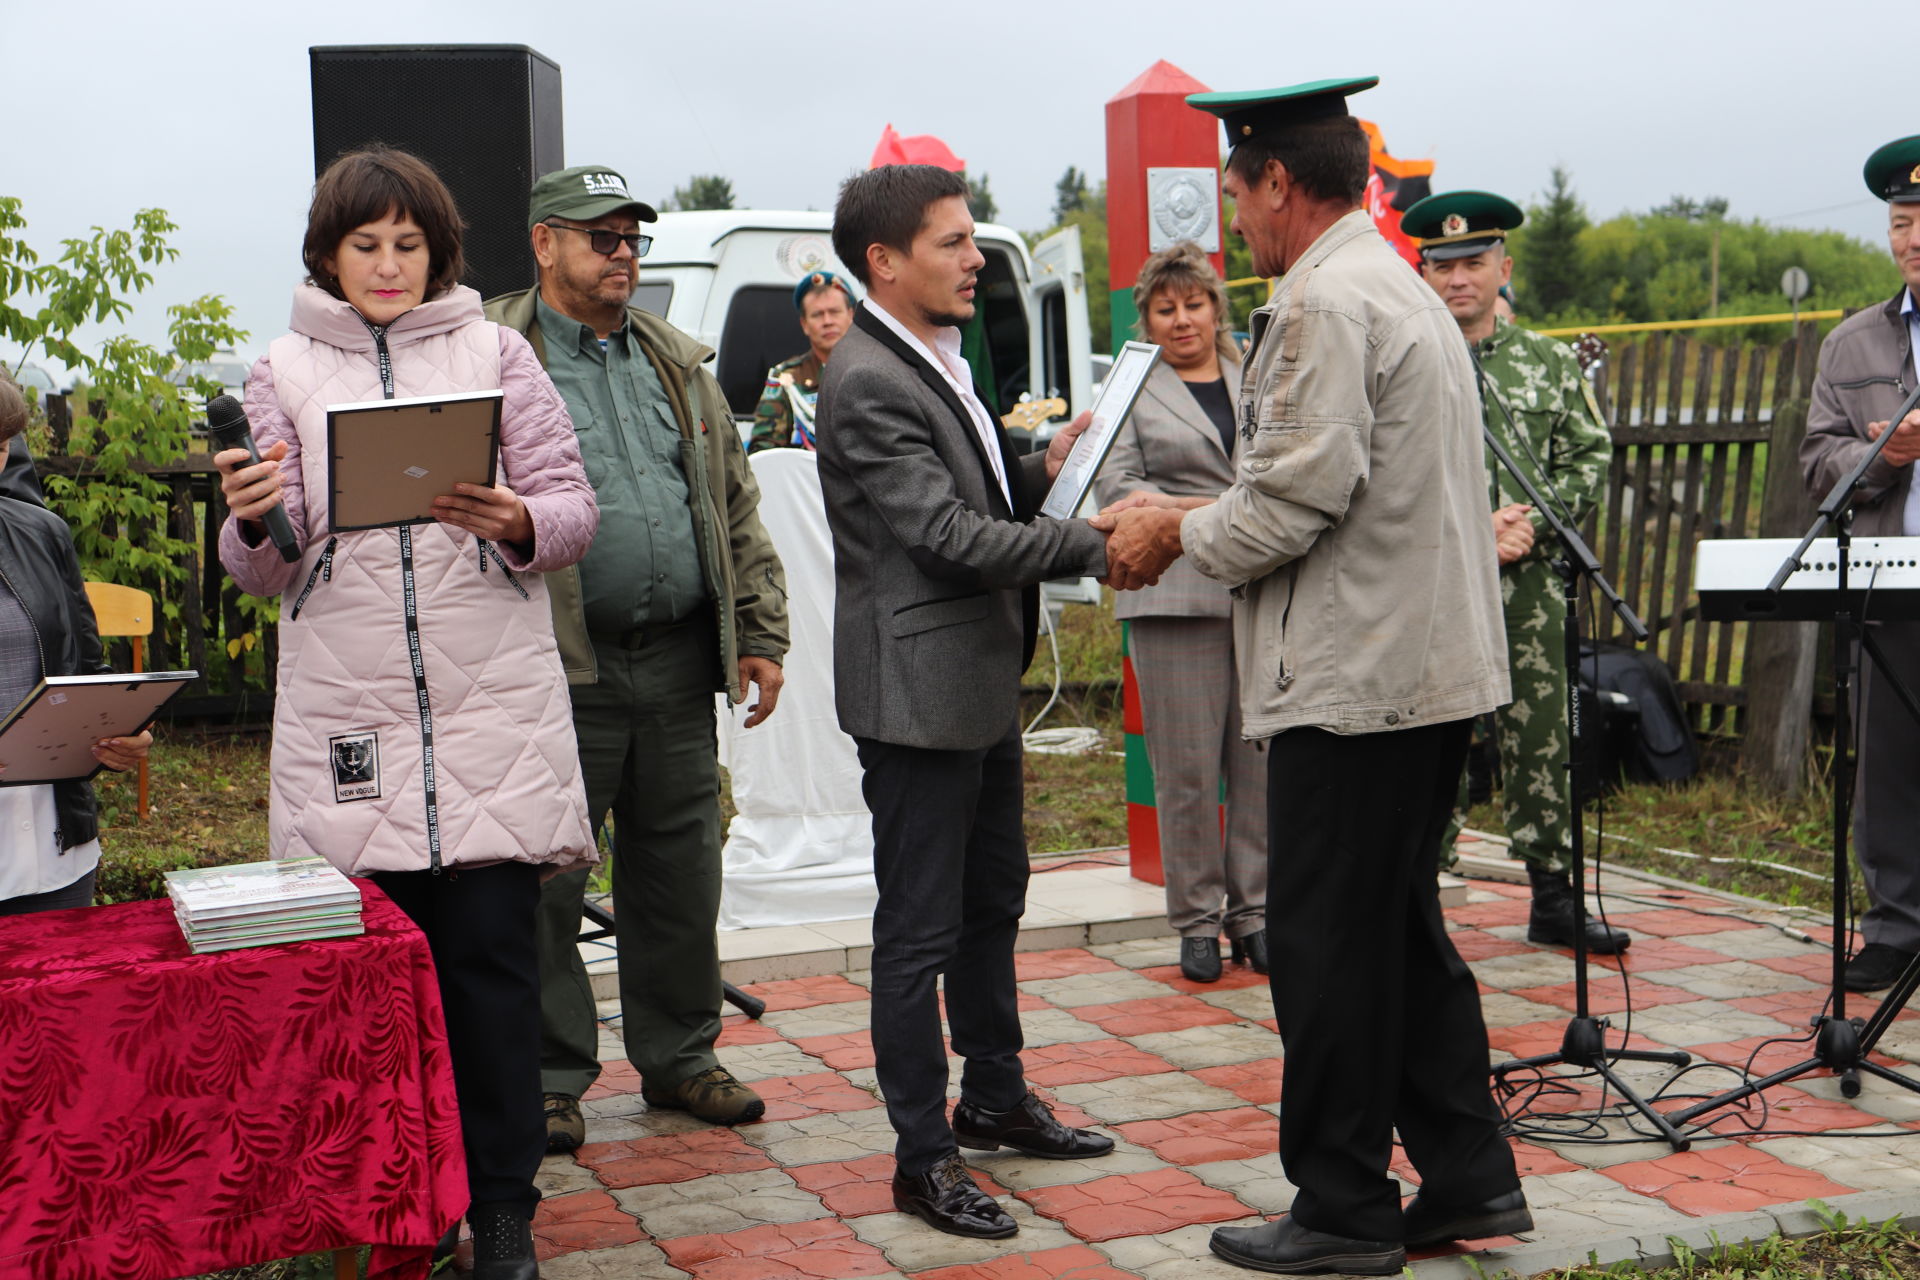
[816, 164, 1118, 1240]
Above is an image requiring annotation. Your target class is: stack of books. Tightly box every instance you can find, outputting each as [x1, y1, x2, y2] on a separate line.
[164, 857, 365, 953]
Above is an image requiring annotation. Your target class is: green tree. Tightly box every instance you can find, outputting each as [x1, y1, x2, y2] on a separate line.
[1650, 194, 1729, 221]
[1053, 166, 1090, 223]
[1030, 182, 1109, 351]
[1511, 165, 1590, 317]
[0, 198, 253, 672]
[963, 171, 997, 224]
[1515, 196, 1896, 337]
[666, 174, 735, 212]
[1221, 196, 1261, 332]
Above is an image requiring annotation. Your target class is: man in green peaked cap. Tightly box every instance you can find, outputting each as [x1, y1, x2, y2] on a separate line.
[1095, 80, 1531, 1274]
[1800, 135, 1920, 993]
[1403, 189, 1623, 956]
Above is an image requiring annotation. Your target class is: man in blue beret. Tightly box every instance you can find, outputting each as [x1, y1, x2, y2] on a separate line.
[1403, 189, 1625, 957]
[1800, 135, 1920, 993]
[750, 271, 856, 452]
[1097, 79, 1531, 1274]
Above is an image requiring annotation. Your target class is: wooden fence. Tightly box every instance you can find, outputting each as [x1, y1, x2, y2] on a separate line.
[38, 333, 1829, 746]
[1581, 328, 1820, 738]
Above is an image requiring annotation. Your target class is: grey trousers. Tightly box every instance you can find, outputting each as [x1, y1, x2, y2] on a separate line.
[1856, 620, 1920, 953]
[1130, 616, 1268, 939]
[536, 619, 725, 1099]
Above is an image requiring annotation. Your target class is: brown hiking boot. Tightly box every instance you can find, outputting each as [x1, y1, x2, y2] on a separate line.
[544, 1092, 585, 1153]
[642, 1066, 766, 1125]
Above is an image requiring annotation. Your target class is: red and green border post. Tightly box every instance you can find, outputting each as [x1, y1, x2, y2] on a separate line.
[1106, 60, 1225, 886]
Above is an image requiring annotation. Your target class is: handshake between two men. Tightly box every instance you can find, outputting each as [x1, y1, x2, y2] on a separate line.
[1089, 492, 1198, 591]
[1091, 496, 1539, 588]
[1042, 408, 1194, 592]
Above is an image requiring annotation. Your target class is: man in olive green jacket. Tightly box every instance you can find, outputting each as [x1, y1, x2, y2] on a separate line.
[485, 165, 789, 1145]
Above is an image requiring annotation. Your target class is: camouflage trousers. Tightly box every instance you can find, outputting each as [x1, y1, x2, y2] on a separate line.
[1447, 558, 1573, 874]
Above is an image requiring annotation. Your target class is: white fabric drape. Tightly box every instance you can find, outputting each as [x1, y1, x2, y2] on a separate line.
[716, 448, 877, 929]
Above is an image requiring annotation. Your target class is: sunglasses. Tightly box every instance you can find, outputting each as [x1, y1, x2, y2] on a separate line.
[544, 221, 653, 258]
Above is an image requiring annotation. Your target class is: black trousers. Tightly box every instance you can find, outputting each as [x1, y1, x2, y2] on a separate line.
[375, 861, 544, 1219]
[1266, 719, 1517, 1241]
[856, 727, 1030, 1176]
[1855, 621, 1920, 953]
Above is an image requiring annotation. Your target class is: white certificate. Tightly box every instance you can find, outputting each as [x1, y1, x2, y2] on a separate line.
[1039, 342, 1161, 520]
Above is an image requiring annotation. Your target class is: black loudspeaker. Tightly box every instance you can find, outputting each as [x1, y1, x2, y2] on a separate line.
[310, 45, 564, 302]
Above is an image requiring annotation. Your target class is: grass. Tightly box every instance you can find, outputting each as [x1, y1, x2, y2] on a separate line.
[88, 729, 270, 903]
[1540, 1203, 1920, 1280]
[1462, 751, 1865, 921]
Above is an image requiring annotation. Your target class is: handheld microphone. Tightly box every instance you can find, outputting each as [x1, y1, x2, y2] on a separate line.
[205, 395, 301, 563]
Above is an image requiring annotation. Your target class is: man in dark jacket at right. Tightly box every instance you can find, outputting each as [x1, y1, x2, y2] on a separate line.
[1799, 134, 1920, 993]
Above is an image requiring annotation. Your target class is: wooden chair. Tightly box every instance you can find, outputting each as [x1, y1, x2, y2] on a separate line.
[82, 581, 153, 820]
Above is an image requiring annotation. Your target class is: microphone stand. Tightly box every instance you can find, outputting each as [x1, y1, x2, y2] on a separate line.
[1663, 382, 1920, 1131]
[1470, 351, 1693, 1151]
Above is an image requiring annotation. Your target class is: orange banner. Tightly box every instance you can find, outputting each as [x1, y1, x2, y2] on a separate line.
[1359, 120, 1433, 269]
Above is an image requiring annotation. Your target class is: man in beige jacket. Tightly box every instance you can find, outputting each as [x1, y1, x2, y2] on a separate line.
[1099, 77, 1528, 1274]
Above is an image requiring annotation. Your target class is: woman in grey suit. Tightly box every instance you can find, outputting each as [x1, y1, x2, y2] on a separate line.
[1096, 242, 1267, 983]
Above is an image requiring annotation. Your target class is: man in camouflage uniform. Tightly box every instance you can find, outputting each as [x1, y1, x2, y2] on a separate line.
[1405, 190, 1627, 954]
[750, 271, 856, 452]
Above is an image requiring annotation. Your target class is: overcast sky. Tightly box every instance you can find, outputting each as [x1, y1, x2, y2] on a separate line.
[6, 0, 1904, 373]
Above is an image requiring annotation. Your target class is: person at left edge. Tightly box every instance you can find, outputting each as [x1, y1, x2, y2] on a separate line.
[217, 146, 601, 1280]
[484, 165, 791, 1144]
[0, 371, 151, 917]
[750, 270, 856, 452]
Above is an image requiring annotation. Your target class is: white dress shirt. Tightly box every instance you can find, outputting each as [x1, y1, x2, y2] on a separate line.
[0, 784, 100, 902]
[865, 299, 1012, 506]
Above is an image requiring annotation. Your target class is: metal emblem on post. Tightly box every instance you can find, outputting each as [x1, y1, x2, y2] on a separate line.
[1147, 168, 1221, 253]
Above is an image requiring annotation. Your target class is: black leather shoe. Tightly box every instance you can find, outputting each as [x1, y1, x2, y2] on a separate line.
[468, 1203, 538, 1280]
[1403, 1188, 1533, 1247]
[891, 1153, 1016, 1238]
[1210, 1215, 1405, 1275]
[1181, 935, 1223, 982]
[953, 1089, 1114, 1159]
[1846, 943, 1917, 993]
[1526, 866, 1631, 955]
[1230, 929, 1270, 975]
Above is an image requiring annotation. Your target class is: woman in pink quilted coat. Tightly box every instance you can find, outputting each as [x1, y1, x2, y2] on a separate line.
[216, 147, 598, 1280]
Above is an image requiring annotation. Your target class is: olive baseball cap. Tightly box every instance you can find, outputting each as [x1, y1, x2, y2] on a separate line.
[527, 165, 658, 229]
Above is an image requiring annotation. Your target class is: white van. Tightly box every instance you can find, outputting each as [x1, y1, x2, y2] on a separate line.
[630, 211, 1092, 438]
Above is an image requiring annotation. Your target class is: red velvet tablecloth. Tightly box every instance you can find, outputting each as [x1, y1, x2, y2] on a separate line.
[0, 883, 467, 1279]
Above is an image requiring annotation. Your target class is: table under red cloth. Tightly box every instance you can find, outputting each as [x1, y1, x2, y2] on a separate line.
[0, 882, 467, 1280]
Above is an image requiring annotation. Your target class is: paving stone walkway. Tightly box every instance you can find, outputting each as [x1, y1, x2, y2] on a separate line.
[514, 875, 1920, 1279]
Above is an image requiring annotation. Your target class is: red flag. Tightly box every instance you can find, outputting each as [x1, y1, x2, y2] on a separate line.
[1357, 120, 1433, 269]
[870, 124, 965, 172]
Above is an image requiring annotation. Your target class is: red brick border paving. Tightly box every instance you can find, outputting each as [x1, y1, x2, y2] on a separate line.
[575, 1127, 777, 1188]
[1600, 1145, 1854, 1216]
[1015, 1168, 1253, 1241]
[1069, 995, 1242, 1037]
[531, 1188, 647, 1261]
[913, 1243, 1143, 1279]
[657, 1218, 895, 1279]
